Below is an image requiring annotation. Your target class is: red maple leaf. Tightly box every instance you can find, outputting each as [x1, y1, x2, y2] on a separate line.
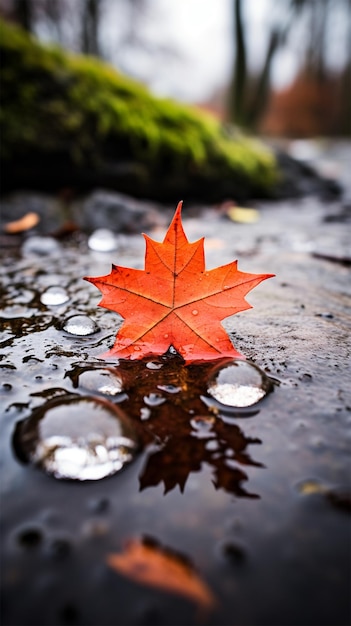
[85, 202, 273, 362]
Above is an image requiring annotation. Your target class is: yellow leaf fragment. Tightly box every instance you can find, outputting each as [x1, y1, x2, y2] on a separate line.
[227, 206, 259, 224]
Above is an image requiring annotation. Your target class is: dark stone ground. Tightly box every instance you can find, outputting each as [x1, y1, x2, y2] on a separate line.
[0, 140, 350, 626]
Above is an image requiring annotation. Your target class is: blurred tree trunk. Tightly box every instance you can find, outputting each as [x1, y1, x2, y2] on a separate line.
[246, 28, 283, 128]
[82, 0, 101, 56]
[229, 0, 287, 129]
[341, 0, 351, 134]
[12, 0, 32, 31]
[304, 0, 329, 81]
[229, 0, 247, 126]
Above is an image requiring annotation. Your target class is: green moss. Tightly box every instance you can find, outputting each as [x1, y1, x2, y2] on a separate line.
[0, 19, 277, 199]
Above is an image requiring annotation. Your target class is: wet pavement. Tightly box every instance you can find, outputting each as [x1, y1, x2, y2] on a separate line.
[1, 142, 351, 625]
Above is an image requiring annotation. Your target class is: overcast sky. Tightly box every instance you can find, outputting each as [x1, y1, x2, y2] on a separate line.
[33, 0, 350, 103]
[103, 0, 350, 102]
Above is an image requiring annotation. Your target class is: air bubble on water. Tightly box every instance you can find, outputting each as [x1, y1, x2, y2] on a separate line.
[77, 369, 124, 396]
[22, 236, 61, 256]
[207, 360, 273, 408]
[14, 396, 139, 480]
[41, 286, 69, 306]
[62, 315, 99, 336]
[143, 393, 166, 407]
[88, 229, 118, 252]
[146, 361, 163, 370]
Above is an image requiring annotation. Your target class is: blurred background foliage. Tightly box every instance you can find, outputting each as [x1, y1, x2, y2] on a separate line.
[0, 14, 277, 200]
[1, 0, 350, 137]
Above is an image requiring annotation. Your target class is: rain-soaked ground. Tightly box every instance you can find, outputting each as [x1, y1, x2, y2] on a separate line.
[1, 142, 351, 625]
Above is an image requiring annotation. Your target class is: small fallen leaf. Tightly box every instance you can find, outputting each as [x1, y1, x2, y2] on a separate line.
[107, 538, 216, 610]
[4, 212, 40, 233]
[227, 206, 259, 223]
[85, 201, 274, 362]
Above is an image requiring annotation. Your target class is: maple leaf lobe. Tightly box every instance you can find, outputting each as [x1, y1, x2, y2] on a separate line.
[85, 201, 274, 363]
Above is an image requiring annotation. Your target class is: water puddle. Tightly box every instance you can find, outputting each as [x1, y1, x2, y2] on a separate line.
[2, 229, 350, 626]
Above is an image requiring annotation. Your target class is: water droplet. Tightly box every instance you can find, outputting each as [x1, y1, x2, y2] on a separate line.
[77, 369, 123, 396]
[82, 519, 109, 538]
[157, 384, 181, 394]
[40, 286, 69, 306]
[1, 304, 33, 319]
[17, 527, 43, 548]
[190, 416, 215, 438]
[22, 236, 61, 256]
[59, 604, 79, 624]
[192, 309, 199, 316]
[207, 360, 272, 408]
[143, 393, 166, 407]
[14, 396, 139, 480]
[140, 407, 151, 420]
[146, 361, 163, 370]
[133, 346, 141, 351]
[219, 540, 247, 564]
[205, 439, 220, 451]
[164, 334, 169, 339]
[87, 497, 110, 514]
[48, 538, 71, 560]
[88, 229, 118, 252]
[62, 315, 99, 336]
[315, 312, 334, 319]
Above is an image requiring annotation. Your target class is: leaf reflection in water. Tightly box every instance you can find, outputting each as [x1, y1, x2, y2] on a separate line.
[139, 417, 263, 497]
[95, 355, 269, 497]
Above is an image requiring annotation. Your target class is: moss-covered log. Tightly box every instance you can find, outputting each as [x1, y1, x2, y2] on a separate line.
[0, 19, 277, 201]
